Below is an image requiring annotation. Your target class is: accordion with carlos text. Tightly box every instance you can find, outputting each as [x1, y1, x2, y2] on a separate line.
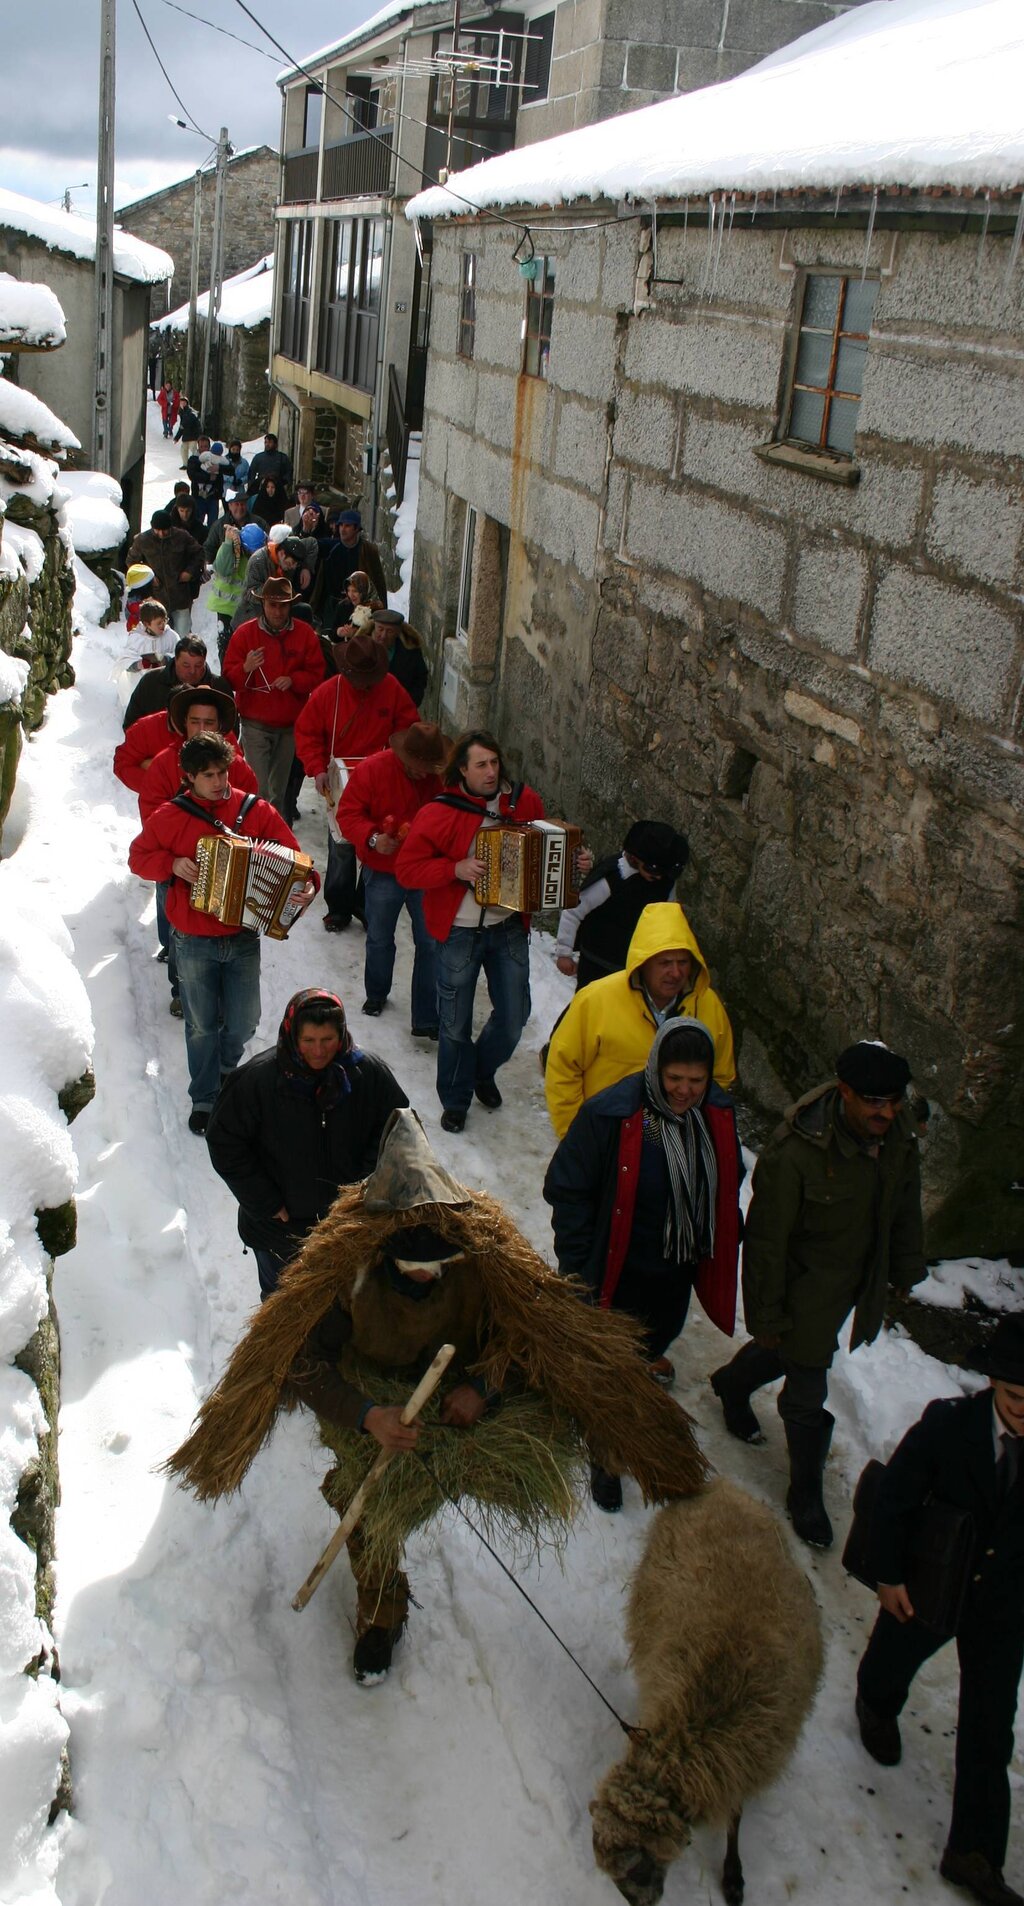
[191, 833, 315, 940]
[472, 820, 583, 912]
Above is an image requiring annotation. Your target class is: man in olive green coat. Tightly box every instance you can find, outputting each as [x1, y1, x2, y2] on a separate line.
[710, 1040, 925, 1549]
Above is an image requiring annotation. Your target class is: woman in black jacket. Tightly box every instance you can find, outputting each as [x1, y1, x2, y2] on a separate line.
[206, 987, 408, 1296]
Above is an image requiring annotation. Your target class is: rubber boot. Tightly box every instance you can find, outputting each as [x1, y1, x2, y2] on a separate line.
[784, 1413, 834, 1548]
[710, 1340, 785, 1444]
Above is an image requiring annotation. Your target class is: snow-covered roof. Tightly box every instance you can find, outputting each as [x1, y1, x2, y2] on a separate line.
[0, 274, 66, 350]
[155, 254, 274, 334]
[0, 187, 173, 285]
[0, 378, 79, 454]
[116, 146, 276, 217]
[408, 0, 1024, 218]
[277, 0, 441, 85]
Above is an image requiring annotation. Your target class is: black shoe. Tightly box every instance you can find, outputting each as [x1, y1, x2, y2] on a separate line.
[188, 1108, 210, 1136]
[784, 1415, 834, 1548]
[474, 1078, 502, 1110]
[155, 946, 169, 964]
[323, 914, 350, 933]
[353, 1622, 404, 1685]
[169, 996, 184, 1019]
[411, 1025, 440, 1040]
[590, 1465, 623, 1513]
[940, 1849, 1024, 1906]
[440, 1108, 466, 1133]
[856, 1694, 902, 1766]
[362, 998, 385, 1016]
[710, 1365, 765, 1444]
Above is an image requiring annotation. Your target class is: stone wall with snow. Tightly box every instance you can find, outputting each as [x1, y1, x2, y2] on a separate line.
[410, 207, 1024, 1259]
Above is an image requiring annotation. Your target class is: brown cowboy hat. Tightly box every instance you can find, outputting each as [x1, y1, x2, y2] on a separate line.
[390, 721, 447, 773]
[168, 685, 239, 734]
[337, 632, 389, 687]
[255, 576, 298, 603]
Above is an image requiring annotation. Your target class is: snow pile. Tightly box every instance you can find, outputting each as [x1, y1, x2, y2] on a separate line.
[0, 274, 66, 351]
[0, 379, 78, 455]
[0, 868, 93, 1906]
[0, 187, 173, 287]
[60, 473, 128, 555]
[3, 520, 45, 584]
[0, 443, 62, 513]
[390, 448, 420, 620]
[409, 0, 1024, 217]
[156, 254, 274, 334]
[69, 555, 110, 633]
[0, 645, 28, 703]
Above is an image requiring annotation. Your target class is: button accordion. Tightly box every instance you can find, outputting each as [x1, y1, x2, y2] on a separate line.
[472, 820, 583, 912]
[191, 833, 315, 940]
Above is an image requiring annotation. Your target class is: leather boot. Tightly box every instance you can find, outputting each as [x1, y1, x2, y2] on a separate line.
[710, 1341, 784, 1444]
[784, 1413, 834, 1548]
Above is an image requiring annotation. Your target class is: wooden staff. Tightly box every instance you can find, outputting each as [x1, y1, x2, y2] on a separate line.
[292, 1342, 456, 1612]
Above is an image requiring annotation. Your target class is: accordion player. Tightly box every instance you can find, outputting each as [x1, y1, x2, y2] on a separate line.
[191, 832, 316, 940]
[472, 820, 583, 912]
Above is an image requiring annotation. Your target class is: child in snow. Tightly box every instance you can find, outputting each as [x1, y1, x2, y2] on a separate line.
[128, 600, 175, 670]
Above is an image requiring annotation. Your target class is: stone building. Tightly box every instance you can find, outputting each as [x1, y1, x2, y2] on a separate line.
[156, 257, 273, 445]
[407, 0, 1024, 1255]
[118, 145, 279, 322]
[270, 0, 867, 515]
[0, 188, 172, 536]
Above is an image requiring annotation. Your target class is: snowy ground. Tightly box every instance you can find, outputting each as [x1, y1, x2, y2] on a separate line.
[6, 401, 1021, 1904]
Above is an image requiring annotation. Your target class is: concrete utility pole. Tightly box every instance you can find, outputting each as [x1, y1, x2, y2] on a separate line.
[200, 127, 231, 427]
[92, 0, 116, 471]
[184, 168, 202, 400]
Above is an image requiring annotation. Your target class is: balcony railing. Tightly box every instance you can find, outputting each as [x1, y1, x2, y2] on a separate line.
[281, 149, 318, 204]
[282, 127, 393, 206]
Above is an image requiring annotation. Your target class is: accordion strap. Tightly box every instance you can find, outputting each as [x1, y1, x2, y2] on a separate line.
[433, 781, 525, 819]
[172, 790, 259, 835]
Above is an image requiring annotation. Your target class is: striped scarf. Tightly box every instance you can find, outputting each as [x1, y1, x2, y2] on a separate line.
[643, 1053, 718, 1265]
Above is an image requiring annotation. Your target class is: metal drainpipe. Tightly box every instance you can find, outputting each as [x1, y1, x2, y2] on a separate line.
[368, 32, 408, 541]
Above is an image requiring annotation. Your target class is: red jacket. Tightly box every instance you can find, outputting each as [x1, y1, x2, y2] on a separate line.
[157, 386, 180, 426]
[138, 737, 257, 822]
[222, 615, 324, 730]
[394, 783, 546, 942]
[114, 710, 173, 793]
[601, 1101, 741, 1337]
[336, 747, 442, 875]
[128, 785, 301, 937]
[292, 674, 417, 780]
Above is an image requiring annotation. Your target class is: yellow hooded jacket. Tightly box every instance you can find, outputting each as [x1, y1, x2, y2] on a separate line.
[544, 902, 736, 1138]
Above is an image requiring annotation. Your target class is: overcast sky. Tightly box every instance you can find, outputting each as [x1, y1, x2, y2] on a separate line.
[2, 0, 374, 212]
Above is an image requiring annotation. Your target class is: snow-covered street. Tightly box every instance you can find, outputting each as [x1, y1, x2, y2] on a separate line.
[5, 403, 1018, 1905]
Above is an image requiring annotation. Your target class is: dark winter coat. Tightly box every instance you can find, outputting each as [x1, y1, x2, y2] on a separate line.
[174, 404, 202, 442]
[543, 1072, 743, 1335]
[384, 627, 428, 707]
[121, 656, 231, 731]
[574, 854, 675, 988]
[866, 1388, 1024, 1633]
[246, 447, 293, 494]
[742, 1083, 925, 1366]
[125, 527, 204, 613]
[206, 1047, 408, 1256]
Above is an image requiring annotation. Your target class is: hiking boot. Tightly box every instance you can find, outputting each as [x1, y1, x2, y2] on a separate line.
[411, 1025, 440, 1040]
[353, 1622, 404, 1685]
[474, 1078, 502, 1110]
[940, 1850, 1024, 1906]
[155, 946, 169, 964]
[323, 914, 350, 933]
[361, 998, 385, 1016]
[784, 1414, 834, 1548]
[188, 1108, 210, 1136]
[590, 1465, 623, 1513]
[856, 1694, 902, 1766]
[169, 996, 184, 1019]
[440, 1108, 466, 1133]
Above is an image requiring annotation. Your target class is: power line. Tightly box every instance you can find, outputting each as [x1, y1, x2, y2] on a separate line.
[129, 0, 213, 142]
[157, 0, 279, 62]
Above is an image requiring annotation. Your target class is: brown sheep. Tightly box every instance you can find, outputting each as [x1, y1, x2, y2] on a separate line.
[591, 1477, 823, 1905]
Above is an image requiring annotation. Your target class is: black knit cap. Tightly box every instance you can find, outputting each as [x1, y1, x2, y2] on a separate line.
[150, 509, 172, 529]
[623, 820, 689, 878]
[970, 1316, 1024, 1386]
[835, 1041, 911, 1096]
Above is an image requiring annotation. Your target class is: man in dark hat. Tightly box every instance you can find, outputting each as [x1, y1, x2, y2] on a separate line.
[122, 635, 231, 731]
[855, 1317, 1024, 1906]
[336, 722, 447, 1030]
[125, 510, 204, 636]
[554, 818, 690, 989]
[369, 606, 427, 706]
[222, 577, 325, 813]
[293, 635, 418, 932]
[323, 507, 388, 612]
[206, 987, 408, 1299]
[709, 1039, 925, 1547]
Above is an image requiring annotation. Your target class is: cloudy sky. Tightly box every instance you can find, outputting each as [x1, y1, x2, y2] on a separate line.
[3, 0, 375, 211]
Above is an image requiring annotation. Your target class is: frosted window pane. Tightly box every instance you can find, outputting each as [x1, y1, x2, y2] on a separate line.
[827, 395, 858, 454]
[843, 279, 878, 333]
[835, 337, 867, 396]
[795, 329, 833, 388]
[790, 388, 825, 444]
[802, 275, 840, 328]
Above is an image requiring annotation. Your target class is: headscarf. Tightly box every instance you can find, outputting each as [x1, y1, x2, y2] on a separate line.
[643, 1017, 718, 1265]
[276, 988, 357, 1111]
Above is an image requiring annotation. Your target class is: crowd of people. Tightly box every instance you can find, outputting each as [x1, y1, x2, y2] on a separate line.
[114, 421, 1024, 1906]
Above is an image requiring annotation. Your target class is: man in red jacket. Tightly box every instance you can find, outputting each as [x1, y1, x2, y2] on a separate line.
[128, 733, 312, 1134]
[394, 729, 546, 1133]
[337, 722, 446, 1033]
[294, 633, 418, 932]
[222, 578, 324, 815]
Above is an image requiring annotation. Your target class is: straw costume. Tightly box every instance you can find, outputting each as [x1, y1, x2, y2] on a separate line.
[168, 1110, 707, 1679]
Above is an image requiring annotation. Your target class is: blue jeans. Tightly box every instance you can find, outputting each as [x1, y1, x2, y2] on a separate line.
[363, 867, 437, 1028]
[435, 917, 531, 1113]
[155, 881, 178, 997]
[172, 929, 261, 1109]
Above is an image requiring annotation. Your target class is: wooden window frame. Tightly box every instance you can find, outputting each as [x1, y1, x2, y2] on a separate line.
[522, 255, 555, 380]
[458, 252, 477, 359]
[781, 269, 877, 460]
[456, 505, 477, 643]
